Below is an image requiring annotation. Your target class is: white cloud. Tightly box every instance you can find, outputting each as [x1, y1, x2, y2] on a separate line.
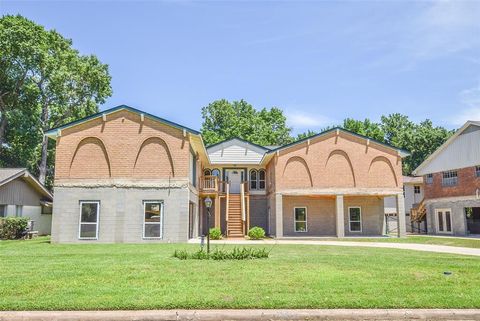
[451, 84, 480, 125]
[285, 110, 334, 129]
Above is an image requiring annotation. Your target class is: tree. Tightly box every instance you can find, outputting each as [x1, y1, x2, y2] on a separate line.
[342, 118, 385, 142]
[200, 99, 292, 146]
[0, 15, 112, 185]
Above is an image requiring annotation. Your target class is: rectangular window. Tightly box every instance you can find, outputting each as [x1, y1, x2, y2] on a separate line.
[349, 207, 362, 232]
[143, 201, 163, 239]
[0, 205, 6, 217]
[79, 201, 100, 240]
[15, 205, 23, 217]
[442, 170, 458, 186]
[476, 166, 480, 177]
[294, 207, 307, 232]
[414, 185, 421, 194]
[259, 170, 266, 190]
[41, 205, 53, 215]
[425, 174, 433, 184]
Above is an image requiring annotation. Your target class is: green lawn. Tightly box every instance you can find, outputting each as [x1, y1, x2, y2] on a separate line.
[329, 235, 480, 249]
[0, 237, 479, 310]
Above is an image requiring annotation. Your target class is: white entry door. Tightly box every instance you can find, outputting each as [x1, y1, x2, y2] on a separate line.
[435, 208, 452, 234]
[225, 169, 243, 194]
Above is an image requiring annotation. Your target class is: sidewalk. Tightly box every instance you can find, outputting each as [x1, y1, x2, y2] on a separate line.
[188, 239, 480, 256]
[1, 309, 479, 321]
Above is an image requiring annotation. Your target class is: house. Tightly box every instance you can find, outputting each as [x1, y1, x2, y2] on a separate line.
[0, 168, 54, 235]
[45, 105, 409, 243]
[384, 176, 424, 233]
[412, 121, 480, 236]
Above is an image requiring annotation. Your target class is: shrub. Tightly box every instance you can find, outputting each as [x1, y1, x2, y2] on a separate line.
[0, 217, 29, 240]
[209, 227, 222, 240]
[173, 247, 269, 260]
[248, 226, 266, 240]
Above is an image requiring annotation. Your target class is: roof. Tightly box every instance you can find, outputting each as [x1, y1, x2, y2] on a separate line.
[0, 168, 53, 200]
[45, 104, 200, 138]
[402, 176, 423, 184]
[413, 120, 480, 175]
[266, 127, 410, 157]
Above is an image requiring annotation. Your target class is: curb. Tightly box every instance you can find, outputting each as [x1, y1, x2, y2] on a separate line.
[1, 309, 480, 321]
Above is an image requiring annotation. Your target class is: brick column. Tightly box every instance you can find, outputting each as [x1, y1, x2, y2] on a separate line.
[396, 193, 406, 237]
[335, 195, 345, 238]
[275, 193, 283, 238]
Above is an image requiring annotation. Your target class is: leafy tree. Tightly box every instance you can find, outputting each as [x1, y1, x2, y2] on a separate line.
[342, 118, 385, 142]
[295, 129, 318, 141]
[0, 15, 112, 185]
[201, 99, 292, 146]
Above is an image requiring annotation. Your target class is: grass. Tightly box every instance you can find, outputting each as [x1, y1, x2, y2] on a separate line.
[1, 237, 480, 310]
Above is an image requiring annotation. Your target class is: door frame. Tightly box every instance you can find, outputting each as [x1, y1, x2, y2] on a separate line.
[223, 167, 247, 194]
[435, 208, 453, 234]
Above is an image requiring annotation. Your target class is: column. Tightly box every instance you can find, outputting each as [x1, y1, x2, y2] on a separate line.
[396, 193, 406, 237]
[214, 197, 220, 228]
[275, 193, 283, 238]
[335, 195, 345, 238]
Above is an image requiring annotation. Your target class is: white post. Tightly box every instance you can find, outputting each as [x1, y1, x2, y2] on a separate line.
[275, 193, 283, 238]
[336, 195, 345, 238]
[396, 193, 406, 237]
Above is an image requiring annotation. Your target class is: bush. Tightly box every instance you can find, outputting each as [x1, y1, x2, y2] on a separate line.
[248, 226, 266, 240]
[173, 247, 269, 260]
[0, 217, 29, 240]
[209, 227, 222, 240]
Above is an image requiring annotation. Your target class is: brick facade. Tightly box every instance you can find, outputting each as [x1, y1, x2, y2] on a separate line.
[423, 166, 480, 199]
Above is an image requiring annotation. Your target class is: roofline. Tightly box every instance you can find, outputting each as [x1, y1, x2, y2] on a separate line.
[45, 105, 200, 138]
[266, 127, 410, 157]
[0, 169, 53, 200]
[206, 137, 271, 151]
[412, 121, 476, 175]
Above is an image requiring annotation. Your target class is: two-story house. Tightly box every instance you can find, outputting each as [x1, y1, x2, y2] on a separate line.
[413, 121, 480, 236]
[45, 105, 409, 243]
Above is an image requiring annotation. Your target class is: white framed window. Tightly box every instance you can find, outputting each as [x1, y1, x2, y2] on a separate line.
[15, 205, 23, 217]
[211, 168, 221, 178]
[249, 169, 258, 190]
[425, 173, 433, 184]
[258, 169, 266, 190]
[414, 185, 421, 194]
[476, 166, 480, 177]
[143, 201, 163, 239]
[203, 168, 211, 176]
[435, 208, 452, 234]
[294, 207, 307, 232]
[348, 207, 362, 232]
[442, 170, 458, 186]
[79, 201, 100, 240]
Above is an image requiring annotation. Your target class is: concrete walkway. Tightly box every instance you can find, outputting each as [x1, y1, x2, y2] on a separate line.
[188, 239, 480, 256]
[1, 309, 479, 321]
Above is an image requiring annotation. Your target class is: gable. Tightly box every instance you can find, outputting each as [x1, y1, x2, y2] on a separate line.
[207, 139, 267, 165]
[415, 124, 480, 175]
[0, 177, 47, 206]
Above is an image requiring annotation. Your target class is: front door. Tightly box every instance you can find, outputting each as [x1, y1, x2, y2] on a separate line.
[466, 207, 480, 234]
[435, 208, 452, 234]
[225, 169, 243, 194]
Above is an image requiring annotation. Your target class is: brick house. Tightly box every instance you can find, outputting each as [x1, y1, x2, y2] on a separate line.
[45, 105, 409, 243]
[413, 121, 480, 236]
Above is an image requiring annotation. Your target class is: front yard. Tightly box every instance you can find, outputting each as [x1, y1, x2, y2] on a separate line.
[1, 237, 479, 310]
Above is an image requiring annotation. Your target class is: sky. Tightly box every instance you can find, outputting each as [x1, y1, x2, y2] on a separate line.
[1, 0, 480, 135]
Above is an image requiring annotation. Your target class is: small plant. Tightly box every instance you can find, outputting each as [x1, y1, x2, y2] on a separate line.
[173, 247, 269, 260]
[0, 217, 29, 240]
[209, 227, 222, 240]
[248, 226, 266, 240]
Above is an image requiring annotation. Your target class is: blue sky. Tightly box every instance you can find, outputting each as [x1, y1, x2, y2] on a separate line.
[1, 1, 480, 134]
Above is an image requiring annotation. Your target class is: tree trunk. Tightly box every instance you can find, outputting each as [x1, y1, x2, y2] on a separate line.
[38, 104, 49, 185]
[0, 115, 7, 145]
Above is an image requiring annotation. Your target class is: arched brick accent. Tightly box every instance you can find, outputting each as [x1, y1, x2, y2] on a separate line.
[368, 156, 398, 187]
[325, 150, 356, 187]
[69, 137, 111, 178]
[282, 156, 313, 188]
[134, 137, 175, 178]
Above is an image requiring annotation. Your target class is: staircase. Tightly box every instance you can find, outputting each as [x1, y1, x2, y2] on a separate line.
[411, 198, 426, 223]
[227, 194, 244, 237]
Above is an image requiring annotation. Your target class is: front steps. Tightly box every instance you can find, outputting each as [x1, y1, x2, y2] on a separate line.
[227, 194, 244, 237]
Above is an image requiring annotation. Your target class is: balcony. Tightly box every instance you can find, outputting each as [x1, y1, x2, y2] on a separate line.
[199, 176, 228, 195]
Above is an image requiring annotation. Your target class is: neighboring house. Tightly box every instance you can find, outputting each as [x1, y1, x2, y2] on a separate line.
[413, 121, 480, 236]
[0, 168, 54, 235]
[45, 105, 409, 243]
[384, 176, 424, 233]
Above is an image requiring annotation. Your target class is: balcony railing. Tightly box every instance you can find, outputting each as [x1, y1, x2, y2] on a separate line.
[199, 176, 228, 194]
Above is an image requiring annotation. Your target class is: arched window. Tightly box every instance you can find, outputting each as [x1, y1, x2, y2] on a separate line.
[211, 168, 221, 178]
[258, 169, 266, 190]
[249, 169, 258, 190]
[203, 169, 211, 176]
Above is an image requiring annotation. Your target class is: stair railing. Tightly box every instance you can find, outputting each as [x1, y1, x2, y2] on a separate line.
[240, 183, 246, 222]
[226, 183, 230, 222]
